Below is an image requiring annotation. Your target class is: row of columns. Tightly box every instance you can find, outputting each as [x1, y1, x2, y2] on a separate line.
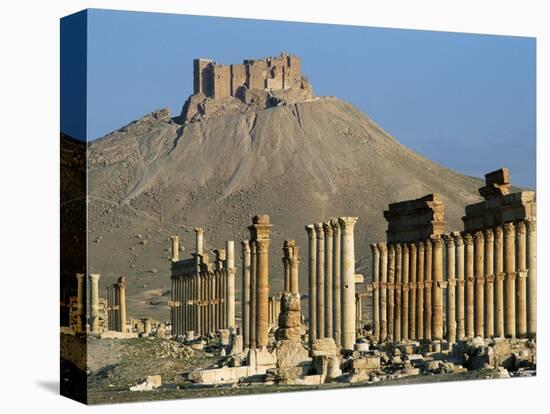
[106, 276, 127, 332]
[171, 269, 228, 337]
[268, 295, 282, 327]
[75, 272, 101, 335]
[170, 229, 235, 337]
[306, 217, 358, 350]
[370, 219, 536, 343]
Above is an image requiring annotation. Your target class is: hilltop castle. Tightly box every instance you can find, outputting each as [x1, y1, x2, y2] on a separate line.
[194, 53, 303, 99]
[181, 53, 314, 123]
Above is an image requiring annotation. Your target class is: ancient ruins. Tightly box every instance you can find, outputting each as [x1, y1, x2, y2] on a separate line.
[61, 167, 536, 393]
[367, 168, 536, 344]
[181, 53, 314, 122]
[169, 229, 236, 338]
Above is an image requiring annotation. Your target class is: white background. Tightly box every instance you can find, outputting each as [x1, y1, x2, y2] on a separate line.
[0, 0, 547, 412]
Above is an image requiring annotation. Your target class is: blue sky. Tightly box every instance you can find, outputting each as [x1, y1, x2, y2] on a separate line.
[61, 9, 536, 187]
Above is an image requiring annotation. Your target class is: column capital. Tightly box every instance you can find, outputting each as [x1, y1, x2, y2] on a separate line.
[76, 273, 85, 282]
[451, 231, 463, 246]
[338, 216, 358, 234]
[463, 233, 473, 245]
[323, 221, 333, 237]
[377, 241, 387, 253]
[484, 228, 494, 242]
[330, 218, 340, 233]
[424, 238, 433, 251]
[194, 227, 204, 235]
[249, 240, 256, 254]
[442, 234, 455, 247]
[494, 225, 503, 237]
[388, 243, 395, 254]
[515, 220, 527, 236]
[314, 222, 325, 239]
[256, 238, 270, 253]
[431, 234, 444, 248]
[525, 217, 536, 232]
[241, 240, 250, 252]
[395, 243, 402, 253]
[402, 243, 409, 253]
[89, 273, 100, 281]
[473, 230, 484, 243]
[370, 243, 379, 254]
[416, 240, 425, 251]
[117, 275, 126, 286]
[305, 224, 316, 238]
[503, 222, 515, 237]
[409, 242, 417, 254]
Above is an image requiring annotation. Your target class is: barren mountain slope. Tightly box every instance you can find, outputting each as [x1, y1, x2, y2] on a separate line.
[86, 97, 483, 321]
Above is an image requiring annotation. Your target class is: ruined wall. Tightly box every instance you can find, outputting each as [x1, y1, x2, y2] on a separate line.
[383, 193, 447, 243]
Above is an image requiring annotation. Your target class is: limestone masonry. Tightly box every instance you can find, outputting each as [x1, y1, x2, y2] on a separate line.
[181, 53, 315, 123]
[194, 53, 303, 99]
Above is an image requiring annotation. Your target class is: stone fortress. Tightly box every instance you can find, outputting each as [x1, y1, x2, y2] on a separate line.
[181, 53, 315, 123]
[193, 53, 303, 100]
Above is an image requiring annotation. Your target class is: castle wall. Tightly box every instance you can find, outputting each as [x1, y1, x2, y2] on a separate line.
[246, 59, 268, 90]
[230, 64, 246, 97]
[212, 64, 231, 99]
[193, 54, 304, 99]
[193, 59, 214, 97]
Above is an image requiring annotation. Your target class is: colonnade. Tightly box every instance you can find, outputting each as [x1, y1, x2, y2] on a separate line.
[305, 217, 358, 350]
[170, 228, 235, 337]
[369, 219, 536, 343]
[107, 276, 127, 332]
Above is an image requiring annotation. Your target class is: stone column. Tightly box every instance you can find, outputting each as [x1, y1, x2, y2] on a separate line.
[356, 294, 362, 321]
[444, 235, 456, 343]
[339, 217, 358, 350]
[195, 227, 204, 272]
[323, 222, 334, 338]
[394, 244, 402, 342]
[241, 241, 251, 347]
[196, 273, 202, 336]
[226, 241, 236, 330]
[315, 223, 325, 339]
[117, 276, 127, 333]
[305, 225, 317, 345]
[75, 273, 85, 334]
[371, 244, 380, 341]
[473, 231, 485, 338]
[387, 244, 395, 341]
[416, 241, 425, 340]
[454, 233, 465, 340]
[210, 273, 216, 334]
[289, 242, 300, 295]
[171, 235, 180, 262]
[89, 273, 101, 335]
[408, 243, 417, 340]
[250, 241, 257, 347]
[464, 233, 474, 338]
[401, 243, 410, 341]
[525, 219, 536, 338]
[503, 222, 516, 338]
[432, 236, 444, 341]
[423, 240, 432, 340]
[331, 219, 342, 346]
[282, 241, 290, 292]
[494, 226, 505, 337]
[379, 242, 388, 342]
[250, 215, 272, 348]
[484, 229, 495, 338]
[515, 221, 527, 337]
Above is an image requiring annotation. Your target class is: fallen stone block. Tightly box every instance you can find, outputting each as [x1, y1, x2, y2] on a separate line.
[130, 375, 162, 391]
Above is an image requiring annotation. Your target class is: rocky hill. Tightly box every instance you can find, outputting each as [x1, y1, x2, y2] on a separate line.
[85, 97, 483, 321]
